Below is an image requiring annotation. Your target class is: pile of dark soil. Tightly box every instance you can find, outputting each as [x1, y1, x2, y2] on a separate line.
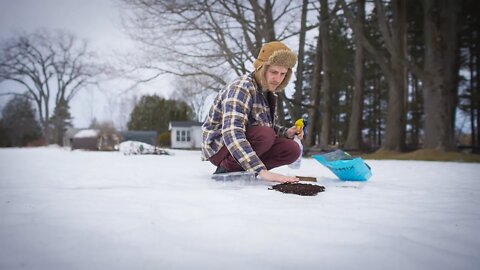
[270, 183, 325, 196]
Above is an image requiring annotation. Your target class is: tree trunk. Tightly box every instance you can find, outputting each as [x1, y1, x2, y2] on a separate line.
[319, 0, 332, 149]
[344, 0, 365, 150]
[410, 76, 422, 148]
[380, 0, 407, 152]
[374, 70, 382, 148]
[422, 0, 459, 150]
[264, 0, 276, 41]
[256, 0, 289, 126]
[42, 96, 51, 143]
[476, 35, 480, 149]
[307, 25, 323, 147]
[292, 0, 309, 121]
[468, 42, 475, 148]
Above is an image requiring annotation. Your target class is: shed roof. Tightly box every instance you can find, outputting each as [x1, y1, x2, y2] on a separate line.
[73, 129, 99, 138]
[170, 121, 202, 128]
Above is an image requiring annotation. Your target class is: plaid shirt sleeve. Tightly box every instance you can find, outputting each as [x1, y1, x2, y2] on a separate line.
[222, 82, 267, 173]
[273, 119, 289, 138]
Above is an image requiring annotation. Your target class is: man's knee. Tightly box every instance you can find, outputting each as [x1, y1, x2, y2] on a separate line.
[246, 126, 276, 144]
[285, 139, 302, 163]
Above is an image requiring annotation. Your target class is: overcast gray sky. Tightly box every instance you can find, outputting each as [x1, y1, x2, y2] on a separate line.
[0, 0, 128, 54]
[0, 0, 171, 129]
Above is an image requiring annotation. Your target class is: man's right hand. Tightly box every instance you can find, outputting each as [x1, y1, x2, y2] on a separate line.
[258, 170, 299, 183]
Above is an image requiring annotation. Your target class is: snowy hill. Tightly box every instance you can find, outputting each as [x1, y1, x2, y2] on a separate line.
[1, 147, 479, 270]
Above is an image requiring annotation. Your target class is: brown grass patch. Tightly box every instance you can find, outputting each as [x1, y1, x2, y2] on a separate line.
[361, 149, 480, 163]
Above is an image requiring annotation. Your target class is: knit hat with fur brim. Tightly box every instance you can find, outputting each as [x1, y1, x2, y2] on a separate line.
[253, 41, 297, 91]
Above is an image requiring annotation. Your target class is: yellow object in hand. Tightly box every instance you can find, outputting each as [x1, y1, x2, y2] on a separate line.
[294, 118, 304, 133]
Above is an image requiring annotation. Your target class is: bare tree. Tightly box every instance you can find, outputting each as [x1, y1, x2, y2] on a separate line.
[171, 76, 216, 122]
[116, 94, 138, 131]
[120, 0, 300, 81]
[0, 30, 99, 143]
[119, 0, 308, 126]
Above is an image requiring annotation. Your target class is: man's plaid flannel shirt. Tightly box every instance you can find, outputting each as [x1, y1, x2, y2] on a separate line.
[201, 73, 289, 173]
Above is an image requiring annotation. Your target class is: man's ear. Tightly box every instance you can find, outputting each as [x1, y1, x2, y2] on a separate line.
[254, 64, 270, 90]
[276, 68, 292, 91]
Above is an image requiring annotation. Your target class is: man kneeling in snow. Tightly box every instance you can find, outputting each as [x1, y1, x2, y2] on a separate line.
[201, 41, 303, 183]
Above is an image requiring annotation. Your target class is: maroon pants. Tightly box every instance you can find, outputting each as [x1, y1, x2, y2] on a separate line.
[209, 126, 301, 172]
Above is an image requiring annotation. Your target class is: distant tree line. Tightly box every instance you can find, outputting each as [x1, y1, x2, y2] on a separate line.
[0, 30, 99, 146]
[0, 92, 194, 147]
[0, 29, 197, 148]
[120, 0, 479, 152]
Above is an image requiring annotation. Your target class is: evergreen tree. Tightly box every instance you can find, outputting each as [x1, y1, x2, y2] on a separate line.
[301, 13, 354, 147]
[405, 0, 425, 149]
[50, 98, 73, 146]
[0, 119, 9, 147]
[329, 15, 355, 145]
[1, 95, 42, 147]
[353, 3, 389, 151]
[457, 0, 479, 150]
[127, 95, 193, 133]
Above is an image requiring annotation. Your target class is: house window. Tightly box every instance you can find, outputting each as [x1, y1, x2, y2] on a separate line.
[181, 130, 186, 141]
[176, 129, 191, 142]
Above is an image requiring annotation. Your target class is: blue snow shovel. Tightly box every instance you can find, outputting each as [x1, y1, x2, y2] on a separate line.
[312, 150, 372, 181]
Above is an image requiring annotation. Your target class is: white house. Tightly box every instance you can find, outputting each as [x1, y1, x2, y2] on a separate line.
[169, 121, 203, 149]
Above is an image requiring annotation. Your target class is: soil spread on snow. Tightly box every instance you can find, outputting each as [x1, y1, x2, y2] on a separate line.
[270, 183, 325, 196]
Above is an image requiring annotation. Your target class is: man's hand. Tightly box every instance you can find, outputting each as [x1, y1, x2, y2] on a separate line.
[287, 126, 304, 140]
[258, 170, 299, 183]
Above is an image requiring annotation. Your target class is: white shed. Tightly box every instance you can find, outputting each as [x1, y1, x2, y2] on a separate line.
[169, 121, 203, 149]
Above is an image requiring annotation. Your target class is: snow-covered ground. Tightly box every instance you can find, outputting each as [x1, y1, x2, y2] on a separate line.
[1, 147, 479, 270]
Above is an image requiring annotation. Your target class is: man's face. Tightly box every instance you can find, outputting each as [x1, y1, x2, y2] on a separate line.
[265, 65, 288, 92]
